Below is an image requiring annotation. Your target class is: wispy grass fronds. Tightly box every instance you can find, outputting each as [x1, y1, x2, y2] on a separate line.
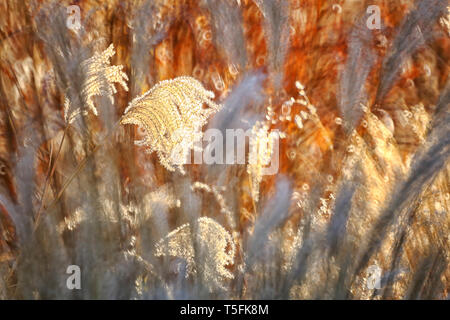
[0, 0, 448, 301]
[338, 18, 375, 132]
[155, 216, 235, 292]
[353, 85, 449, 286]
[254, 0, 290, 88]
[64, 44, 128, 123]
[204, 0, 247, 70]
[130, 0, 168, 95]
[376, 0, 447, 102]
[121, 76, 220, 173]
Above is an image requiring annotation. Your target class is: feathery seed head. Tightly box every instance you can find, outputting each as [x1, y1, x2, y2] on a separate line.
[121, 76, 221, 174]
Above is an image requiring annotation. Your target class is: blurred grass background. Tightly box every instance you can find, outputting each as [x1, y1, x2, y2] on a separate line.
[0, 0, 448, 299]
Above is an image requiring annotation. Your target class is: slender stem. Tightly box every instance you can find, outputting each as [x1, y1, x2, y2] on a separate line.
[40, 120, 122, 220]
[248, 174, 258, 217]
[34, 126, 68, 228]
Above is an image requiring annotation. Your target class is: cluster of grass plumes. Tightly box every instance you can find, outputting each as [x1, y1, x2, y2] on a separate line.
[0, 0, 449, 299]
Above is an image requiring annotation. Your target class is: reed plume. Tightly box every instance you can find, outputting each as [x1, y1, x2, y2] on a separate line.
[120, 76, 220, 173]
[155, 217, 235, 291]
[64, 44, 129, 124]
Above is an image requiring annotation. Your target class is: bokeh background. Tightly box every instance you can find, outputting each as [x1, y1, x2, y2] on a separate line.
[0, 0, 449, 299]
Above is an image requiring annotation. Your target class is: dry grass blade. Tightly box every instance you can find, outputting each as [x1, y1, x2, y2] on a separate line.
[352, 86, 450, 286]
[376, 0, 447, 102]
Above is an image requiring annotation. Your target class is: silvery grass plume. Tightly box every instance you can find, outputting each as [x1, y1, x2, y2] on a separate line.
[245, 177, 292, 274]
[254, 0, 290, 88]
[121, 76, 221, 174]
[64, 44, 128, 124]
[0, 130, 39, 245]
[35, 5, 92, 123]
[239, 177, 292, 298]
[351, 85, 450, 297]
[209, 72, 266, 133]
[36, 6, 128, 126]
[207, 72, 266, 185]
[207, 71, 267, 181]
[203, 0, 247, 70]
[338, 16, 375, 133]
[0, 128, 73, 299]
[154, 217, 235, 292]
[203, 72, 266, 233]
[129, 0, 168, 96]
[376, 0, 447, 102]
[247, 121, 279, 202]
